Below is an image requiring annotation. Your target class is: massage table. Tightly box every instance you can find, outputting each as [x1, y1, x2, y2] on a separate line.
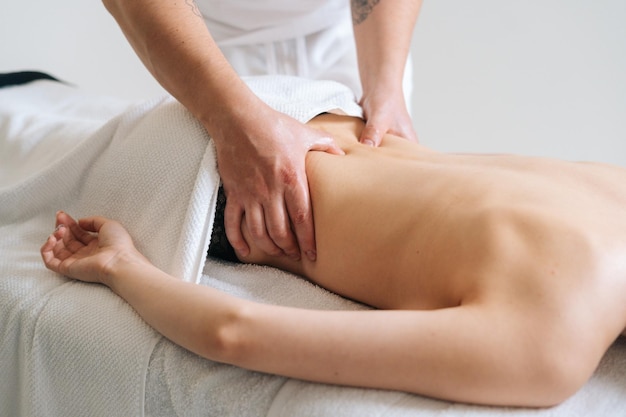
[1, 75, 625, 416]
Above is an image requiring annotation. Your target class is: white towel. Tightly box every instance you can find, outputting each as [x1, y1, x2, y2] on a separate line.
[146, 259, 626, 417]
[0, 75, 362, 416]
[145, 257, 369, 417]
[267, 341, 626, 417]
[0, 81, 219, 416]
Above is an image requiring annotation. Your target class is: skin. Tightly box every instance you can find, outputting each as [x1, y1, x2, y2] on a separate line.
[101, 0, 420, 261]
[352, 0, 421, 145]
[41, 114, 626, 408]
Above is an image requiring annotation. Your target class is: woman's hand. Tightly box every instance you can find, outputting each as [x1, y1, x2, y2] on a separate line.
[40, 211, 148, 286]
[213, 105, 344, 262]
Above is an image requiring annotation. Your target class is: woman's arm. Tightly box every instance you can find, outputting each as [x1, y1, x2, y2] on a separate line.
[101, 0, 344, 261]
[41, 212, 568, 407]
[40, 212, 247, 361]
[352, 0, 421, 145]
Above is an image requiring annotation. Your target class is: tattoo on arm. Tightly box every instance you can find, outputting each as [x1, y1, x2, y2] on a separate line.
[185, 0, 202, 17]
[351, 0, 381, 25]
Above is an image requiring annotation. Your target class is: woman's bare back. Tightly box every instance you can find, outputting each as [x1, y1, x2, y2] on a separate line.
[235, 114, 626, 405]
[242, 113, 626, 341]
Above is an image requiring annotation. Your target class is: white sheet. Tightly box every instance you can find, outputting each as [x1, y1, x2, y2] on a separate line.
[1, 77, 625, 417]
[146, 259, 626, 417]
[0, 79, 218, 416]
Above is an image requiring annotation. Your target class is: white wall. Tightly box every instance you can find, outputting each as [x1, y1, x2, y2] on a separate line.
[2, 0, 625, 166]
[0, 0, 165, 100]
[412, 1, 626, 165]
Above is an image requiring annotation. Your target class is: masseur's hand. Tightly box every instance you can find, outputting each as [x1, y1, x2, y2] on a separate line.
[213, 104, 344, 262]
[359, 86, 418, 147]
[41, 211, 148, 285]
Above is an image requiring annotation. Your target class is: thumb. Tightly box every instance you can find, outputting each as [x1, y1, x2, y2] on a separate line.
[308, 135, 345, 155]
[359, 122, 383, 147]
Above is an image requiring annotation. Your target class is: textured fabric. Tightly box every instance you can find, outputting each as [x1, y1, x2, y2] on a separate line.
[0, 75, 362, 416]
[197, 0, 348, 45]
[219, 23, 363, 97]
[4, 75, 621, 417]
[146, 258, 626, 417]
[0, 80, 217, 416]
[244, 75, 362, 123]
[197, 0, 413, 104]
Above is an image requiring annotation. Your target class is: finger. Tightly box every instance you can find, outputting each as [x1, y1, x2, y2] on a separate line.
[55, 212, 92, 249]
[359, 122, 382, 147]
[244, 203, 283, 257]
[68, 221, 97, 246]
[59, 221, 90, 254]
[56, 211, 82, 231]
[41, 234, 62, 272]
[264, 198, 300, 260]
[285, 180, 316, 261]
[308, 135, 345, 155]
[50, 226, 78, 269]
[223, 198, 250, 257]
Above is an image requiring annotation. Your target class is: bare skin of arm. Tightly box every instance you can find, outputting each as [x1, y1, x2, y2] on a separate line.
[42, 115, 626, 407]
[101, 0, 344, 261]
[352, 0, 421, 145]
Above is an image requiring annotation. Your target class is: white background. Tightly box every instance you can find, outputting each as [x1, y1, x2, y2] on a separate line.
[1, 0, 625, 166]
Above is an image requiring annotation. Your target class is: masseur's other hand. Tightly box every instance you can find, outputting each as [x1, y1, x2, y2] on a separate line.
[214, 106, 344, 262]
[359, 86, 418, 146]
[41, 211, 147, 285]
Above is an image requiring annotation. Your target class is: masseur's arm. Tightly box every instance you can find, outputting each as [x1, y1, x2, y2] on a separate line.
[101, 0, 343, 261]
[352, 0, 421, 145]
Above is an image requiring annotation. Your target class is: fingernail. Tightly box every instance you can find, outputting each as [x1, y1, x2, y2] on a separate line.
[306, 250, 316, 261]
[55, 224, 65, 232]
[362, 139, 375, 147]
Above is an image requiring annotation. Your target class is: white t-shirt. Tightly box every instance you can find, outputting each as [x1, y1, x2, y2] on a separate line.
[195, 0, 412, 104]
[196, 0, 349, 45]
[196, 0, 364, 96]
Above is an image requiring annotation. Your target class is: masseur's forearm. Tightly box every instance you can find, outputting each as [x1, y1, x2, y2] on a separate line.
[105, 259, 247, 362]
[352, 0, 422, 92]
[102, 0, 259, 133]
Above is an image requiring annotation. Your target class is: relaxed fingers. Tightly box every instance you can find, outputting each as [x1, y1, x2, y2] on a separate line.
[54, 226, 81, 261]
[55, 212, 95, 247]
[41, 234, 62, 272]
[59, 221, 90, 254]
